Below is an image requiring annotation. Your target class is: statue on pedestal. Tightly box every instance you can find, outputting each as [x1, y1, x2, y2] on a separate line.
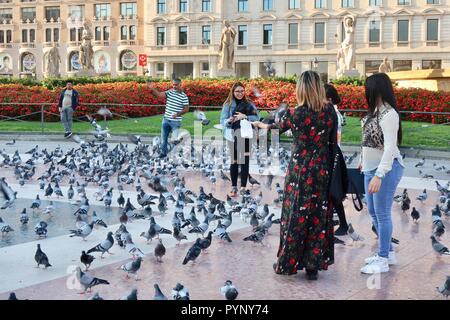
[218, 20, 236, 71]
[45, 43, 61, 77]
[341, 15, 356, 71]
[378, 57, 392, 73]
[79, 21, 94, 70]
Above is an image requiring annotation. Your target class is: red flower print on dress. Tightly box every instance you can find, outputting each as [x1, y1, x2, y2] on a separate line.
[289, 258, 296, 265]
[313, 216, 319, 225]
[298, 216, 305, 223]
[313, 248, 320, 255]
[307, 177, 313, 185]
[305, 117, 311, 125]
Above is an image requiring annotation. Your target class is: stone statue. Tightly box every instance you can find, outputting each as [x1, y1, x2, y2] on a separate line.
[336, 47, 346, 79]
[218, 20, 236, 71]
[79, 22, 94, 70]
[378, 57, 392, 73]
[341, 15, 356, 71]
[45, 43, 61, 77]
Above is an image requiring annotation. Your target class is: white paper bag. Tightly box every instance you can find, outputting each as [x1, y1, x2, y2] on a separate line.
[240, 119, 253, 139]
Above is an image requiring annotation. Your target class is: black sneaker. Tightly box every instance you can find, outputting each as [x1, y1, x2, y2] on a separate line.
[67, 132, 73, 138]
[334, 226, 348, 236]
[305, 269, 318, 281]
[64, 132, 70, 138]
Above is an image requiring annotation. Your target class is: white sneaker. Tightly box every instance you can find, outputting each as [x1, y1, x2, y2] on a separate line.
[360, 256, 389, 274]
[365, 251, 397, 265]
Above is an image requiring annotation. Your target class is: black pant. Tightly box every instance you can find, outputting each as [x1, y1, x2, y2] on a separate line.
[228, 137, 250, 188]
[333, 200, 348, 229]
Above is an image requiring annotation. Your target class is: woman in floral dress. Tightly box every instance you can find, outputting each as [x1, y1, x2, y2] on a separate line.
[252, 71, 337, 280]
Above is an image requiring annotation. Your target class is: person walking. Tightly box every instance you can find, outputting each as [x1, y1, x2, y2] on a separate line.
[148, 78, 189, 158]
[252, 71, 337, 280]
[324, 83, 349, 236]
[220, 82, 259, 197]
[57, 80, 79, 138]
[359, 73, 404, 274]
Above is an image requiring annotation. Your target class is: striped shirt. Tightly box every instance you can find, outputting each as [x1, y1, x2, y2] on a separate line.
[164, 89, 189, 121]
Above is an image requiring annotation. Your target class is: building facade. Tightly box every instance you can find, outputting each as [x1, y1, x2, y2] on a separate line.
[0, 0, 145, 78]
[144, 0, 450, 81]
[1, 0, 449, 80]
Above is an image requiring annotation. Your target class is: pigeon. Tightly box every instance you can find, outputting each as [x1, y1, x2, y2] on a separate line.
[80, 251, 95, 271]
[128, 134, 142, 145]
[0, 177, 17, 209]
[19, 208, 29, 225]
[120, 257, 142, 280]
[30, 195, 41, 210]
[34, 244, 52, 268]
[172, 283, 190, 300]
[173, 227, 188, 245]
[44, 183, 53, 197]
[334, 236, 346, 245]
[34, 221, 48, 238]
[8, 292, 18, 300]
[117, 193, 125, 207]
[431, 235, 450, 255]
[401, 196, 411, 212]
[416, 189, 427, 202]
[121, 288, 138, 300]
[154, 239, 166, 262]
[194, 110, 210, 126]
[153, 284, 168, 300]
[199, 231, 213, 252]
[188, 217, 209, 237]
[182, 238, 202, 265]
[348, 223, 365, 242]
[5, 139, 15, 145]
[371, 225, 400, 244]
[214, 220, 232, 243]
[435, 181, 449, 196]
[0, 217, 14, 235]
[88, 293, 104, 300]
[436, 276, 450, 299]
[69, 221, 95, 241]
[415, 158, 425, 167]
[248, 175, 261, 187]
[410, 207, 420, 223]
[75, 266, 110, 293]
[419, 170, 434, 179]
[220, 280, 239, 300]
[220, 170, 231, 182]
[434, 224, 445, 239]
[243, 229, 266, 244]
[123, 234, 145, 259]
[67, 185, 75, 200]
[87, 231, 114, 258]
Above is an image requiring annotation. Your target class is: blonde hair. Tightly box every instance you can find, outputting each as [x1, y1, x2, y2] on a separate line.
[296, 70, 327, 112]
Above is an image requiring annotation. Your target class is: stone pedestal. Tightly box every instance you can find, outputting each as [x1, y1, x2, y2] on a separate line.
[75, 69, 96, 77]
[216, 68, 235, 77]
[342, 69, 361, 78]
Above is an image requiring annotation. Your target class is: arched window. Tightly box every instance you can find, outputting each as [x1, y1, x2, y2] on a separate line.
[45, 28, 52, 42]
[103, 26, 110, 41]
[95, 27, 102, 41]
[130, 25, 136, 40]
[121, 26, 128, 40]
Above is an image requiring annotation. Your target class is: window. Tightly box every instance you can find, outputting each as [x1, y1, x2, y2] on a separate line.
[238, 25, 247, 45]
[45, 28, 51, 42]
[120, 2, 136, 16]
[238, 0, 248, 11]
[288, 23, 298, 44]
[53, 28, 59, 42]
[314, 22, 325, 43]
[341, 0, 354, 7]
[263, 24, 272, 45]
[21, 7, 36, 21]
[393, 60, 412, 71]
[45, 6, 60, 21]
[95, 27, 102, 40]
[22, 29, 28, 42]
[427, 19, 438, 41]
[369, 0, 382, 5]
[157, 0, 166, 13]
[369, 20, 380, 42]
[397, 0, 410, 5]
[285, 62, 301, 77]
[179, 26, 187, 45]
[263, 0, 273, 11]
[0, 31, 3, 43]
[95, 4, 111, 18]
[121, 26, 128, 40]
[202, 0, 211, 12]
[179, 0, 188, 12]
[68, 5, 84, 19]
[365, 60, 383, 77]
[6, 30, 11, 43]
[78, 28, 83, 41]
[202, 25, 211, 44]
[129, 25, 136, 40]
[315, 0, 325, 8]
[289, 0, 299, 9]
[397, 20, 409, 42]
[30, 29, 35, 42]
[157, 27, 165, 45]
[69, 28, 76, 41]
[426, 0, 440, 3]
[0, 8, 12, 21]
[422, 60, 441, 69]
[103, 27, 110, 41]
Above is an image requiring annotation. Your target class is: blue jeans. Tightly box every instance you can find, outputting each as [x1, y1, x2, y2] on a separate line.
[363, 159, 404, 258]
[160, 118, 181, 156]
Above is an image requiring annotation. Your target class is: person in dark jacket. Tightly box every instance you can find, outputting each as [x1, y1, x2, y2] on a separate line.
[57, 80, 79, 138]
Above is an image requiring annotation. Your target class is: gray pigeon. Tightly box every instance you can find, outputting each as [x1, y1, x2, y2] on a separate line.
[87, 231, 114, 258]
[34, 244, 52, 268]
[75, 266, 110, 293]
[69, 221, 95, 241]
[120, 257, 142, 280]
[121, 288, 138, 300]
[88, 292, 104, 300]
[173, 227, 188, 245]
[243, 229, 266, 244]
[153, 283, 168, 300]
[348, 223, 365, 242]
[182, 238, 202, 265]
[220, 280, 239, 300]
[436, 276, 450, 299]
[154, 238, 166, 262]
[172, 282, 190, 300]
[431, 235, 450, 255]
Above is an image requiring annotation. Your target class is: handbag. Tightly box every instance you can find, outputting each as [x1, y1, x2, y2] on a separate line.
[239, 119, 253, 139]
[347, 168, 365, 211]
[329, 146, 348, 203]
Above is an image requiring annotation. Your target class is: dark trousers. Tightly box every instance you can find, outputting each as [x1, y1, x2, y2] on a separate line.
[333, 200, 348, 229]
[228, 137, 250, 188]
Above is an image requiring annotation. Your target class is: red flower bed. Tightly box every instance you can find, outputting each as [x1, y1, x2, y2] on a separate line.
[0, 80, 448, 123]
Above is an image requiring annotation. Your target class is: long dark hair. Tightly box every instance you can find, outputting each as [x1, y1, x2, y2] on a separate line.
[324, 83, 341, 105]
[364, 73, 402, 145]
[224, 82, 248, 106]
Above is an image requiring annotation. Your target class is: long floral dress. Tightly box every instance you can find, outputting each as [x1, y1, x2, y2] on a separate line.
[274, 104, 337, 274]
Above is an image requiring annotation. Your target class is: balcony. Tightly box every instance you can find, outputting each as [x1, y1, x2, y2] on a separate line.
[93, 15, 112, 22]
[20, 18, 37, 24]
[426, 41, 438, 46]
[0, 43, 12, 48]
[67, 41, 81, 47]
[313, 43, 325, 48]
[237, 45, 247, 50]
[397, 41, 409, 47]
[20, 42, 36, 49]
[262, 44, 272, 50]
[288, 44, 298, 49]
[0, 19, 12, 25]
[119, 40, 137, 46]
[93, 40, 110, 46]
[43, 17, 61, 24]
[369, 42, 380, 47]
[119, 14, 138, 21]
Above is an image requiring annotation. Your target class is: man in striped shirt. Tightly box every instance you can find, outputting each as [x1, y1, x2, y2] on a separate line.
[148, 78, 189, 158]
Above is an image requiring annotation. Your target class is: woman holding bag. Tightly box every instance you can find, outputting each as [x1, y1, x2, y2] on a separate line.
[220, 82, 260, 197]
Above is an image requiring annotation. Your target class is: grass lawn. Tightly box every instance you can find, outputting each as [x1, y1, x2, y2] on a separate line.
[0, 110, 449, 150]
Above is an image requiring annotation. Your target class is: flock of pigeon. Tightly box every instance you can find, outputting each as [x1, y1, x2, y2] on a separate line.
[1, 114, 450, 299]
